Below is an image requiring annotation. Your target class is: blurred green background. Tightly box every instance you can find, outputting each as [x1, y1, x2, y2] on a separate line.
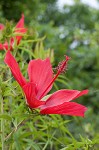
[0, 0, 99, 149]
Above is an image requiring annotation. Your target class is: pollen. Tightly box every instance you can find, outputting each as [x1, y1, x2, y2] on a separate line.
[55, 55, 71, 74]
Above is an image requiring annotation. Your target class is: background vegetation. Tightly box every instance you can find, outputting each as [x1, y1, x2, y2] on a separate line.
[0, 0, 99, 149]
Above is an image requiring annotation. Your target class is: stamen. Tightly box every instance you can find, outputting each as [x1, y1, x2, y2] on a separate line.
[39, 55, 70, 99]
[55, 56, 70, 74]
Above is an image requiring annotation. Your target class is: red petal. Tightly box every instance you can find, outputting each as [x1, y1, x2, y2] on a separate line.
[4, 50, 27, 87]
[0, 43, 4, 50]
[23, 82, 45, 108]
[0, 41, 9, 51]
[15, 14, 27, 45]
[9, 38, 14, 50]
[3, 41, 9, 50]
[15, 29, 27, 45]
[28, 58, 53, 99]
[40, 102, 87, 117]
[42, 89, 88, 108]
[0, 23, 4, 30]
[72, 89, 88, 100]
[15, 28, 27, 33]
[15, 14, 25, 29]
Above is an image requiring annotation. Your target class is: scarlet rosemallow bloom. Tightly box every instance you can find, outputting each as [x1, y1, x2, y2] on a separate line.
[0, 14, 27, 51]
[4, 51, 88, 117]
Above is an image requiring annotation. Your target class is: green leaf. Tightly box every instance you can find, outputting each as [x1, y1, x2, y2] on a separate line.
[0, 114, 12, 121]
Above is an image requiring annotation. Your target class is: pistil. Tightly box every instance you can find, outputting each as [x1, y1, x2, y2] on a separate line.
[39, 56, 70, 99]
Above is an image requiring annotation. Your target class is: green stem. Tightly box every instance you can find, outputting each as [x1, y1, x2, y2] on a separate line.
[0, 89, 4, 150]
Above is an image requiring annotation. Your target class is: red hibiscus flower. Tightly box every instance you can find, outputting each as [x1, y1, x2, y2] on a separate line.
[0, 14, 27, 51]
[4, 51, 88, 117]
